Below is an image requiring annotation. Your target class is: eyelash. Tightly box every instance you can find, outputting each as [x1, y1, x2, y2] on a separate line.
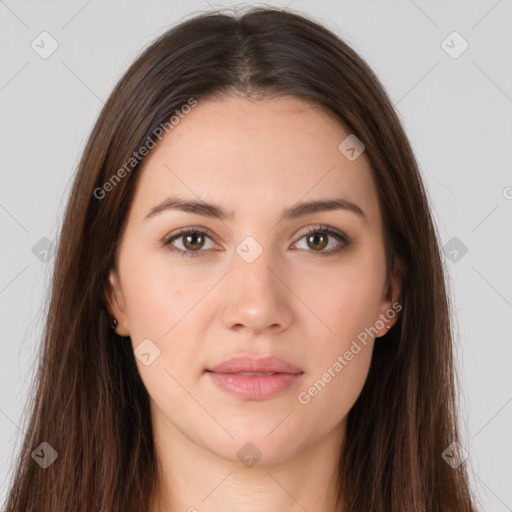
[163, 225, 351, 259]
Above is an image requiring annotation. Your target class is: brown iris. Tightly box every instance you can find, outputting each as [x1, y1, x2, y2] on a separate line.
[306, 232, 328, 251]
[182, 232, 205, 251]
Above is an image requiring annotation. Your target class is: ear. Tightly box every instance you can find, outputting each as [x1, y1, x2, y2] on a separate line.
[375, 257, 404, 338]
[104, 268, 130, 337]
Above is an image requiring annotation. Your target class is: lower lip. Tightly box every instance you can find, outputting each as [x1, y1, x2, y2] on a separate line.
[207, 371, 303, 400]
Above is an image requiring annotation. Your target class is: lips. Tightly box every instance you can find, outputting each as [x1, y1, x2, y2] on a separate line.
[206, 355, 304, 400]
[207, 355, 303, 374]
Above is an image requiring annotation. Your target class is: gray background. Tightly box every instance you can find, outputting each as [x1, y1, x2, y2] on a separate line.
[1, 1, 511, 510]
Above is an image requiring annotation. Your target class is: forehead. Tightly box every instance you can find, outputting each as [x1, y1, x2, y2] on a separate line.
[130, 95, 381, 226]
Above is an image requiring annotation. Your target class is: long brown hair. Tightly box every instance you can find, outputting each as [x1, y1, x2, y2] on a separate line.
[3, 6, 478, 511]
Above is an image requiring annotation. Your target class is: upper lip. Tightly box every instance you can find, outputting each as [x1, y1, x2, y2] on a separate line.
[207, 355, 303, 374]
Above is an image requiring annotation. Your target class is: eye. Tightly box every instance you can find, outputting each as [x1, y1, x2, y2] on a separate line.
[163, 227, 217, 258]
[292, 225, 351, 256]
[163, 224, 351, 259]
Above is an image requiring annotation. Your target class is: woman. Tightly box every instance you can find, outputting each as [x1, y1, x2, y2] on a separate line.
[3, 6, 478, 512]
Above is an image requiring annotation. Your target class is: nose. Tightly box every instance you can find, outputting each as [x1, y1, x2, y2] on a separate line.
[219, 245, 294, 336]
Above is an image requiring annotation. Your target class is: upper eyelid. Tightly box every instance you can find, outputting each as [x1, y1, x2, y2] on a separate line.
[163, 224, 349, 247]
[163, 226, 216, 244]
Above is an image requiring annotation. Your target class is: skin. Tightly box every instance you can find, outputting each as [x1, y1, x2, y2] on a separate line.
[106, 95, 402, 512]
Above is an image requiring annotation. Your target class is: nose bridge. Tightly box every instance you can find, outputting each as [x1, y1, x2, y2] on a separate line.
[234, 232, 283, 301]
[219, 233, 293, 333]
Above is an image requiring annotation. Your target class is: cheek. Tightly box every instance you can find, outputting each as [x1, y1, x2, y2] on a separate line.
[120, 253, 199, 338]
[292, 248, 384, 419]
[295, 339, 374, 443]
[296, 317, 375, 429]
[119, 254, 209, 384]
[295, 247, 387, 340]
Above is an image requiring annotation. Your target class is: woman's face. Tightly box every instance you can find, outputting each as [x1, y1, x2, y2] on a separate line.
[107, 95, 401, 465]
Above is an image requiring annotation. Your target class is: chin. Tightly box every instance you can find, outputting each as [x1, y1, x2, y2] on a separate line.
[199, 421, 307, 467]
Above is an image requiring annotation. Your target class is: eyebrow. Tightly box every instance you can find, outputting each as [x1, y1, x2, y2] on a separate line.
[144, 195, 367, 223]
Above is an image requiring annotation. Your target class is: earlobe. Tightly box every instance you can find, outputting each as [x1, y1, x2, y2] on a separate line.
[377, 301, 401, 336]
[376, 257, 404, 337]
[104, 269, 130, 336]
